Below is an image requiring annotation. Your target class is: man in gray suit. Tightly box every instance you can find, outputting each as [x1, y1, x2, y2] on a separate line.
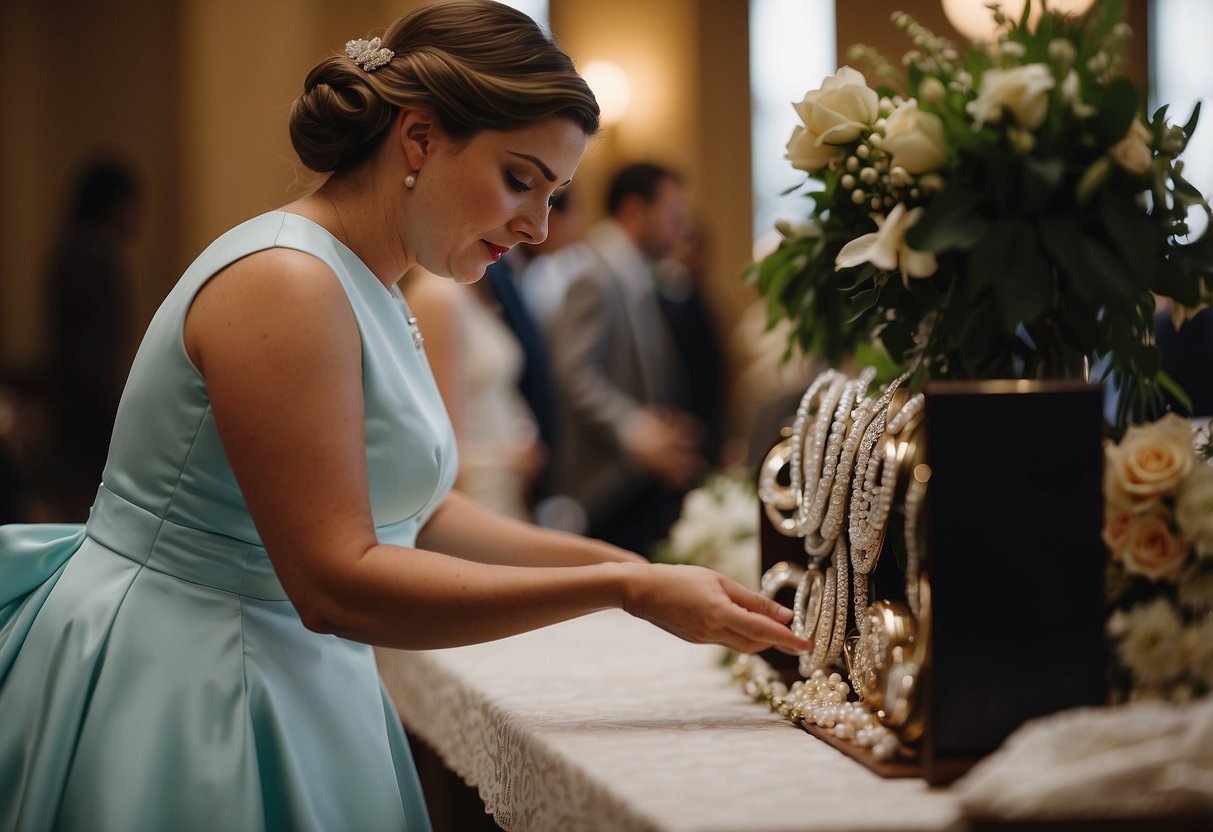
[548, 163, 707, 556]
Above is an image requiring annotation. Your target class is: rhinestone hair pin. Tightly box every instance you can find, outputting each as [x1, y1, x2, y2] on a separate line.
[345, 37, 394, 72]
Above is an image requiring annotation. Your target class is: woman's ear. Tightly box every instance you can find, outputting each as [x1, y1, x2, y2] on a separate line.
[396, 107, 437, 171]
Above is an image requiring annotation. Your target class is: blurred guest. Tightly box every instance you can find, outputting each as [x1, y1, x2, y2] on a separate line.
[654, 222, 725, 467]
[43, 155, 143, 519]
[480, 190, 584, 505]
[520, 186, 592, 328]
[1154, 305, 1213, 417]
[404, 269, 545, 521]
[548, 162, 706, 556]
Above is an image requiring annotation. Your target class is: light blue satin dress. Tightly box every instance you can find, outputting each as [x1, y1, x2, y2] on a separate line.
[0, 212, 456, 831]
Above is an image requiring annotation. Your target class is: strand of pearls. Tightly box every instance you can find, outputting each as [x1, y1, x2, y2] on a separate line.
[826, 535, 851, 666]
[864, 393, 924, 535]
[798, 373, 847, 535]
[792, 565, 825, 677]
[730, 653, 901, 762]
[847, 381, 914, 649]
[817, 367, 880, 545]
[803, 369, 874, 556]
[904, 462, 928, 619]
[786, 370, 844, 533]
[848, 373, 911, 573]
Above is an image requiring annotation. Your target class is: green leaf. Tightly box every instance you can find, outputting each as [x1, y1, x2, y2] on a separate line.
[1092, 76, 1139, 147]
[1157, 368, 1195, 414]
[1183, 101, 1202, 138]
[906, 186, 990, 252]
[1039, 215, 1135, 303]
[964, 219, 1033, 312]
[1022, 156, 1066, 213]
[1099, 198, 1157, 292]
[994, 230, 1051, 330]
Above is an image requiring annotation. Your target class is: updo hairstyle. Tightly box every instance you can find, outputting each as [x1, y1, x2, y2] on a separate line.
[289, 0, 601, 173]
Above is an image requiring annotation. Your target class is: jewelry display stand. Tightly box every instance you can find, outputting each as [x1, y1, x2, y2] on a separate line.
[756, 379, 1108, 786]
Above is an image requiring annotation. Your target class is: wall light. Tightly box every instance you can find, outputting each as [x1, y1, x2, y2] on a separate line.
[941, 0, 1096, 42]
[582, 60, 632, 126]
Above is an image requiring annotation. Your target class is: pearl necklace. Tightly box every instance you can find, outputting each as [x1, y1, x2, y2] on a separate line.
[847, 382, 915, 639]
[731, 654, 902, 762]
[803, 369, 875, 556]
[791, 371, 846, 542]
[904, 452, 929, 620]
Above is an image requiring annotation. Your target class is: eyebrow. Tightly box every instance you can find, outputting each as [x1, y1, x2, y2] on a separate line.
[507, 151, 562, 183]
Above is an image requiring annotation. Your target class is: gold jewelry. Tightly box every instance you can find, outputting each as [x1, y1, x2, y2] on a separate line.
[757, 438, 798, 536]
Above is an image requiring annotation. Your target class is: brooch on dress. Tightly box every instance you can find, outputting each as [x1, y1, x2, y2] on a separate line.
[407, 316, 425, 351]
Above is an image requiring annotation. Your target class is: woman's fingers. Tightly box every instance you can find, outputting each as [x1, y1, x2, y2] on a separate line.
[722, 579, 794, 623]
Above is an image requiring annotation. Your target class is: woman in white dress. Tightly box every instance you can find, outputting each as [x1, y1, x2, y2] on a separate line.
[405, 269, 544, 520]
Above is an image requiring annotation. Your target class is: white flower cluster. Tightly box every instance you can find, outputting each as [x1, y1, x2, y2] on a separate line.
[663, 473, 759, 589]
[1104, 414, 1213, 701]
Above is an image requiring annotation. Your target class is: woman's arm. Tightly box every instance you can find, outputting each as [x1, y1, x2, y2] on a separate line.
[184, 250, 808, 654]
[419, 489, 642, 566]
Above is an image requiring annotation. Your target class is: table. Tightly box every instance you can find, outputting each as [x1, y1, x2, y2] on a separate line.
[375, 610, 967, 832]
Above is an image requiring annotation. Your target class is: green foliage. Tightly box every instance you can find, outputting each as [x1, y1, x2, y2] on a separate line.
[752, 2, 1213, 430]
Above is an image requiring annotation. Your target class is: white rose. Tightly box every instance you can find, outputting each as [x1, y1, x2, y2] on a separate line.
[1105, 414, 1196, 511]
[1059, 70, 1096, 119]
[1111, 119, 1154, 177]
[835, 202, 937, 279]
[1176, 463, 1213, 558]
[786, 66, 879, 173]
[881, 99, 948, 174]
[966, 63, 1056, 130]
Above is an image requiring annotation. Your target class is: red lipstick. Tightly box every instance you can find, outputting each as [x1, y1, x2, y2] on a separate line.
[484, 242, 510, 262]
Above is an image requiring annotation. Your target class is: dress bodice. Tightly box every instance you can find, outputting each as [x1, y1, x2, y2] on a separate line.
[97, 211, 458, 596]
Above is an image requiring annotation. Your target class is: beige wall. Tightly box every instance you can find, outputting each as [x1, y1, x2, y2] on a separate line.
[0, 0, 180, 373]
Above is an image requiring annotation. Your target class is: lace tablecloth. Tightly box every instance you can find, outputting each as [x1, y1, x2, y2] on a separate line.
[375, 610, 965, 832]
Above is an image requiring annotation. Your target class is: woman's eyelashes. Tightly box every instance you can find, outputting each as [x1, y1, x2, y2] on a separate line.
[506, 172, 531, 193]
[507, 171, 559, 207]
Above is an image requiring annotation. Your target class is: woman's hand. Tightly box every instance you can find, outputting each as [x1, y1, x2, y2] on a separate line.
[622, 563, 811, 656]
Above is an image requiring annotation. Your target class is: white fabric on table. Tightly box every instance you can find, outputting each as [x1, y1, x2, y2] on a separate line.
[376, 610, 964, 832]
[952, 697, 1213, 821]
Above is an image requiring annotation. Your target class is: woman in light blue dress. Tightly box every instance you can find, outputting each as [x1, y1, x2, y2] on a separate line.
[0, 2, 808, 830]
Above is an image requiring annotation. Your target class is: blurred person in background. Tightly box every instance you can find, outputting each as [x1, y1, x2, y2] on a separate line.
[43, 155, 143, 520]
[548, 162, 708, 557]
[403, 266, 546, 521]
[652, 221, 725, 468]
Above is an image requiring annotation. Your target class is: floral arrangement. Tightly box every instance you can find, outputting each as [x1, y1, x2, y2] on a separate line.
[749, 0, 1213, 428]
[1103, 414, 1213, 701]
[655, 472, 760, 590]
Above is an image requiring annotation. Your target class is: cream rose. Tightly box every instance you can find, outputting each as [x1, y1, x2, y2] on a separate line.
[1176, 463, 1213, 558]
[834, 203, 937, 279]
[786, 67, 879, 173]
[1112, 119, 1154, 176]
[966, 63, 1056, 130]
[1120, 507, 1187, 580]
[1104, 413, 1196, 511]
[882, 100, 948, 174]
[1102, 503, 1135, 556]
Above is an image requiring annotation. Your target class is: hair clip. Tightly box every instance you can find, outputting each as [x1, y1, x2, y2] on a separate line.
[345, 37, 394, 73]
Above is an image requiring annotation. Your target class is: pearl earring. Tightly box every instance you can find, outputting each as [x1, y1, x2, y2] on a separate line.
[405, 172, 418, 189]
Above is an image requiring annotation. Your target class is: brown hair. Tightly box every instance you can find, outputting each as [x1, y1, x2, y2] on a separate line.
[289, 0, 600, 173]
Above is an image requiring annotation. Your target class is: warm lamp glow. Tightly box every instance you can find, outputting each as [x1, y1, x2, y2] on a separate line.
[582, 60, 632, 126]
[941, 0, 1096, 42]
